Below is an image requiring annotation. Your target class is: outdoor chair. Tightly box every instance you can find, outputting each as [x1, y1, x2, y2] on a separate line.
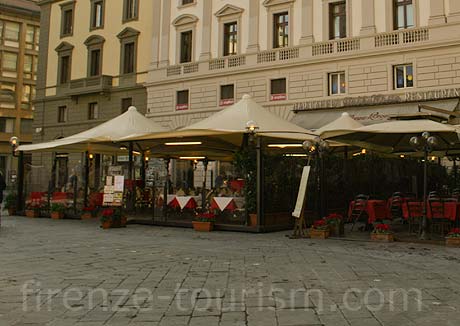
[428, 195, 449, 237]
[406, 201, 423, 234]
[389, 192, 404, 220]
[349, 194, 370, 231]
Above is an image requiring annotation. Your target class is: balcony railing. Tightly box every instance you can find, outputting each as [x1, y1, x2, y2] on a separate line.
[157, 27, 432, 80]
[60, 75, 113, 96]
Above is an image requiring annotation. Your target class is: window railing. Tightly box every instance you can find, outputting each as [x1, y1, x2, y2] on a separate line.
[160, 27, 432, 79]
[375, 27, 429, 47]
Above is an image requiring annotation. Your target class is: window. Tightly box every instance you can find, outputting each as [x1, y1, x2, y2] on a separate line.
[58, 106, 68, 123]
[394, 64, 413, 89]
[121, 98, 132, 113]
[20, 119, 33, 135]
[394, 0, 414, 30]
[89, 49, 101, 76]
[61, 5, 74, 37]
[2, 21, 20, 47]
[59, 55, 71, 84]
[0, 82, 16, 109]
[22, 84, 33, 110]
[23, 55, 37, 80]
[0, 118, 15, 133]
[91, 0, 105, 29]
[329, 72, 346, 95]
[176, 90, 189, 110]
[123, 0, 139, 22]
[329, 1, 346, 40]
[180, 31, 193, 63]
[88, 102, 99, 120]
[181, 0, 194, 5]
[273, 12, 289, 48]
[223, 22, 238, 56]
[26, 25, 40, 50]
[270, 78, 287, 101]
[123, 42, 135, 74]
[2, 52, 18, 77]
[220, 84, 235, 106]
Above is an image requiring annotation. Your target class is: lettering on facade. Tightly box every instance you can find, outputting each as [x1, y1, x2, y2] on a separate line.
[293, 88, 460, 112]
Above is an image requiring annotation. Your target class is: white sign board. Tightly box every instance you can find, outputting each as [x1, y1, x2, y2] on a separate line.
[292, 166, 311, 219]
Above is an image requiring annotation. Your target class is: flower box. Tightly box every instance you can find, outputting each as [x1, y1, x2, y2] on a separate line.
[446, 237, 460, 247]
[81, 212, 93, 220]
[249, 213, 257, 227]
[192, 221, 213, 232]
[371, 233, 394, 242]
[100, 208, 127, 229]
[50, 212, 64, 219]
[309, 228, 330, 239]
[25, 210, 39, 218]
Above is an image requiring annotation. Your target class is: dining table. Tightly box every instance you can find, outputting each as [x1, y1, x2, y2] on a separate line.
[210, 197, 243, 212]
[401, 201, 460, 222]
[348, 200, 389, 224]
[168, 196, 200, 210]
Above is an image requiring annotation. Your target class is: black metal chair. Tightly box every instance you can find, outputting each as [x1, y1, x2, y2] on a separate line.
[428, 194, 449, 237]
[389, 192, 404, 220]
[350, 194, 370, 231]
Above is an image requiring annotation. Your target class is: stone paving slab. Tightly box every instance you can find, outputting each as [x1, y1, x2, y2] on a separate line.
[1, 216, 460, 325]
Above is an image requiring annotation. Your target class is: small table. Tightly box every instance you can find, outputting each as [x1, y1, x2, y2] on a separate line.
[348, 200, 389, 224]
[211, 197, 240, 212]
[169, 196, 198, 210]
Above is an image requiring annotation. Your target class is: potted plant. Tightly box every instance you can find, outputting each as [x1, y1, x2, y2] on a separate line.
[193, 212, 216, 232]
[50, 203, 66, 219]
[371, 223, 394, 242]
[81, 206, 96, 220]
[4, 192, 17, 216]
[446, 228, 460, 247]
[325, 213, 343, 237]
[100, 208, 127, 229]
[309, 219, 330, 239]
[25, 201, 43, 218]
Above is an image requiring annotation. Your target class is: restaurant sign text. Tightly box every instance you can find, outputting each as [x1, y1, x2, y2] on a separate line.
[293, 88, 460, 112]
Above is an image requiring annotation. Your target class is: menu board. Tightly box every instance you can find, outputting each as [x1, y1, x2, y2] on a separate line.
[292, 166, 310, 219]
[103, 175, 124, 207]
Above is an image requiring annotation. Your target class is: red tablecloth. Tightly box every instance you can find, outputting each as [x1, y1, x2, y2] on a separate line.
[402, 201, 460, 221]
[169, 196, 197, 210]
[210, 197, 237, 212]
[348, 200, 389, 224]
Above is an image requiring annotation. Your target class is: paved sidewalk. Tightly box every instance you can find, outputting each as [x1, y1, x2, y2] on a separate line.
[1, 216, 460, 326]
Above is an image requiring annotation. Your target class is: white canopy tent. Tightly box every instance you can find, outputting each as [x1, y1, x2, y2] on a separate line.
[17, 106, 168, 153]
[317, 112, 364, 139]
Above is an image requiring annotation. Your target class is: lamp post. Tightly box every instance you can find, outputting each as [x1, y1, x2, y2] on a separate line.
[10, 136, 24, 214]
[302, 137, 330, 218]
[409, 132, 439, 240]
[163, 157, 171, 221]
[246, 120, 262, 229]
[201, 158, 209, 212]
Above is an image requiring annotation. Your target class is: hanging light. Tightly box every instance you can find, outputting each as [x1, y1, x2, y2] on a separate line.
[165, 142, 202, 146]
[361, 149, 367, 155]
[88, 153, 94, 160]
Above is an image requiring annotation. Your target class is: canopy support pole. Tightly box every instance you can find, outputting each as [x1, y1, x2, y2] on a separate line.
[84, 151, 89, 208]
[128, 142, 134, 212]
[256, 137, 264, 231]
[202, 158, 209, 212]
[16, 151, 24, 214]
[163, 158, 170, 221]
[420, 149, 429, 240]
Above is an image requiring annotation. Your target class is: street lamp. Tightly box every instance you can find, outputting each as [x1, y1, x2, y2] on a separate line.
[409, 132, 440, 240]
[302, 137, 330, 218]
[9, 136, 19, 156]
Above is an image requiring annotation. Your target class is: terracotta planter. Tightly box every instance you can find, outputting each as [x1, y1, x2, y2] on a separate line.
[101, 220, 112, 229]
[249, 213, 257, 226]
[7, 208, 16, 216]
[192, 221, 213, 232]
[25, 210, 38, 218]
[121, 216, 127, 226]
[81, 212, 93, 220]
[446, 237, 460, 247]
[51, 212, 64, 219]
[371, 233, 394, 242]
[309, 228, 330, 239]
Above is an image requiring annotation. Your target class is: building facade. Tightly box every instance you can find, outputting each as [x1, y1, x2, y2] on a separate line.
[32, 0, 155, 190]
[146, 0, 460, 131]
[0, 0, 39, 185]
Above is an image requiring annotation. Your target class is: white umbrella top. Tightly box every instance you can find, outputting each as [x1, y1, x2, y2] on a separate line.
[318, 112, 364, 139]
[18, 106, 168, 152]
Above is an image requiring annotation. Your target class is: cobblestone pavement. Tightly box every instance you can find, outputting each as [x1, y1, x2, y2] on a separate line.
[1, 216, 460, 326]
